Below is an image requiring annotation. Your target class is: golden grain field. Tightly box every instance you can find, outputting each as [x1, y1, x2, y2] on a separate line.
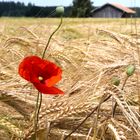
[0, 18, 140, 140]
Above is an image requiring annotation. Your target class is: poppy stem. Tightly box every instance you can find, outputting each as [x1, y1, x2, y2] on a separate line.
[34, 91, 42, 138]
[42, 17, 63, 59]
[34, 17, 63, 138]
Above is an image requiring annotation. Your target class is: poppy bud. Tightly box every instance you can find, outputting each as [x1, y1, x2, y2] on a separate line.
[111, 76, 120, 86]
[126, 65, 135, 77]
[56, 6, 64, 16]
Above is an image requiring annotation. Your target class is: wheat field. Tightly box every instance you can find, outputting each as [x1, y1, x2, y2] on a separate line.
[0, 18, 140, 140]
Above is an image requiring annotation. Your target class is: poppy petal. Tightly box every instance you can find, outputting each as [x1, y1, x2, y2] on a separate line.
[45, 69, 62, 87]
[18, 56, 64, 95]
[33, 83, 64, 94]
[18, 56, 41, 82]
[19, 63, 32, 81]
[45, 75, 62, 87]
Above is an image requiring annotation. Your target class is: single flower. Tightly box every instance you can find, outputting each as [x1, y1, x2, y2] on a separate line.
[18, 56, 64, 94]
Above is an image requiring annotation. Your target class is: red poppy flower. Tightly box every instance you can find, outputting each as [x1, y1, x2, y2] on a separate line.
[18, 56, 64, 94]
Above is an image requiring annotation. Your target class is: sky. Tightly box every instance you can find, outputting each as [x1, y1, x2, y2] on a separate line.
[1, 0, 140, 7]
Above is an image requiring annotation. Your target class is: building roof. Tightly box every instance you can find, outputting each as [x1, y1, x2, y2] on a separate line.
[110, 2, 136, 13]
[91, 2, 136, 14]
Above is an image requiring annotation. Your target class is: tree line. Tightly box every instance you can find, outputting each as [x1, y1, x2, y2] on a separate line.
[0, 1, 93, 17]
[0, 1, 140, 17]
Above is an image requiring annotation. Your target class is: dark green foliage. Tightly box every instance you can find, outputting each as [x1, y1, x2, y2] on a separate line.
[0, 1, 26, 17]
[71, 0, 94, 17]
[0, 1, 71, 17]
[131, 7, 140, 17]
[0, 1, 139, 17]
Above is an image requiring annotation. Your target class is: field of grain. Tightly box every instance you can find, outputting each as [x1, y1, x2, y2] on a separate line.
[0, 18, 140, 140]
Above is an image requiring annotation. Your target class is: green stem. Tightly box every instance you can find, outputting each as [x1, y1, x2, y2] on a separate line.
[42, 17, 63, 59]
[34, 91, 40, 138]
[34, 91, 42, 138]
[112, 75, 129, 117]
[34, 17, 63, 138]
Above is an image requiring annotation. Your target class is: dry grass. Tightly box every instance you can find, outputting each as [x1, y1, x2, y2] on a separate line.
[0, 18, 140, 140]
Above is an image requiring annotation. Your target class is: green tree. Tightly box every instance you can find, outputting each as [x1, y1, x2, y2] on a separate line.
[71, 0, 93, 17]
